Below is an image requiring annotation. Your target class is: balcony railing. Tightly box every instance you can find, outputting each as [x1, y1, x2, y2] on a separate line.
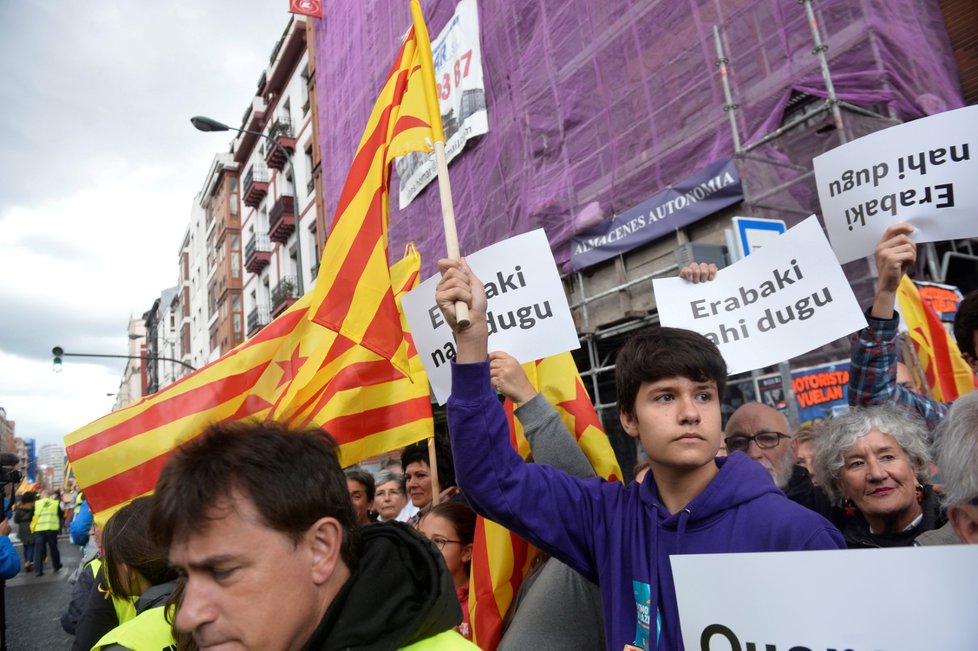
[269, 194, 296, 244]
[247, 303, 272, 336]
[243, 164, 270, 208]
[271, 276, 297, 316]
[265, 123, 297, 172]
[244, 234, 273, 273]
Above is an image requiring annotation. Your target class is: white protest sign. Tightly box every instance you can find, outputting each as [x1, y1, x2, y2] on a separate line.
[672, 546, 978, 651]
[652, 216, 866, 375]
[814, 105, 978, 264]
[402, 229, 579, 404]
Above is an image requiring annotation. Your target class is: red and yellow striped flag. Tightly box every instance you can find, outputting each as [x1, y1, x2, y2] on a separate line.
[469, 352, 621, 649]
[898, 276, 976, 402]
[65, 249, 432, 519]
[280, 245, 433, 466]
[307, 5, 438, 376]
[65, 250, 431, 524]
[65, 12, 442, 524]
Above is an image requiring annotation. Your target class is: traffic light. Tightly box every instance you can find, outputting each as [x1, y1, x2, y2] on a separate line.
[52, 346, 63, 373]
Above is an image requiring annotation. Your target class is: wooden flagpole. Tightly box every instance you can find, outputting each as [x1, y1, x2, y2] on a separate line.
[410, 0, 470, 329]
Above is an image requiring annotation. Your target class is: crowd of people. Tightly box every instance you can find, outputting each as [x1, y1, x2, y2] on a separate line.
[10, 221, 978, 650]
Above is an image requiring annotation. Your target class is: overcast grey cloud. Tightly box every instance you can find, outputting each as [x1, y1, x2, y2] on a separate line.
[0, 1, 295, 447]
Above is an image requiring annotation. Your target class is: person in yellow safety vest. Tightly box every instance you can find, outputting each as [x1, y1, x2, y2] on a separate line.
[92, 496, 177, 651]
[30, 488, 62, 577]
[62, 534, 139, 641]
[151, 422, 478, 650]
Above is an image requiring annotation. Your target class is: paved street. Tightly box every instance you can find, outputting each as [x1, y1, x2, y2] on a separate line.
[4, 535, 79, 651]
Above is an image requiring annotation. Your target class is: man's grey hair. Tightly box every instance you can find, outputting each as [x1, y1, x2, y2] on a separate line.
[934, 391, 978, 508]
[813, 405, 931, 505]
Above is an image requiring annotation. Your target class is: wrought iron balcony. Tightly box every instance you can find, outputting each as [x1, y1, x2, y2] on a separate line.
[244, 234, 272, 273]
[271, 275, 297, 316]
[269, 194, 296, 244]
[243, 164, 270, 208]
[264, 115, 297, 171]
[247, 303, 272, 336]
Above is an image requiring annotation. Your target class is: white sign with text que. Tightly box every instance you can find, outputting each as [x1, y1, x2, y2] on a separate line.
[672, 546, 978, 651]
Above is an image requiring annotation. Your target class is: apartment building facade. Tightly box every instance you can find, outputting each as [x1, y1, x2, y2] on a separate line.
[237, 17, 321, 340]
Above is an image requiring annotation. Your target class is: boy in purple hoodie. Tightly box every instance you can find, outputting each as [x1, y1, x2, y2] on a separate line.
[436, 259, 844, 651]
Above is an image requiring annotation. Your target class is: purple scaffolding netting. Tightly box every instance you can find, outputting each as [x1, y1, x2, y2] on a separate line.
[313, 0, 962, 276]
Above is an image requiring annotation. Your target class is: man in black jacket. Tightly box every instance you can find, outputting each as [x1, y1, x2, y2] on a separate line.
[150, 421, 474, 651]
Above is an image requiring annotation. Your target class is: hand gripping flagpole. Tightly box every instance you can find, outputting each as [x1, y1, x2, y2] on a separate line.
[410, 0, 470, 329]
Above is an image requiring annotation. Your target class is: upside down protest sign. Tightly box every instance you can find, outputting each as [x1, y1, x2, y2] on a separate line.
[652, 216, 866, 375]
[814, 105, 978, 264]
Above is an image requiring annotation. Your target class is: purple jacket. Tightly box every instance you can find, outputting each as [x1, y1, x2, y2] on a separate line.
[448, 361, 844, 651]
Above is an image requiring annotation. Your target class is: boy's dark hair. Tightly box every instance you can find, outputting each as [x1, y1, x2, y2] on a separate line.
[150, 420, 360, 569]
[615, 327, 728, 416]
[344, 467, 376, 502]
[953, 290, 978, 359]
[103, 496, 177, 599]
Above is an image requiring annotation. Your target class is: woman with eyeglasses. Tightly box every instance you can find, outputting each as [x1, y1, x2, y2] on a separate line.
[812, 406, 946, 548]
[418, 502, 476, 641]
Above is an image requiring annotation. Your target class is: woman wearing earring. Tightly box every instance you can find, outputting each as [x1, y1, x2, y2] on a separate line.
[813, 406, 945, 548]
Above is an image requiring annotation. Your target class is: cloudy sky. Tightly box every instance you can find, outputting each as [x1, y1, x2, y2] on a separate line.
[0, 2, 293, 449]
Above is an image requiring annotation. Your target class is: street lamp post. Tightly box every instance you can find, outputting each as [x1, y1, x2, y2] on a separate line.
[190, 115, 305, 295]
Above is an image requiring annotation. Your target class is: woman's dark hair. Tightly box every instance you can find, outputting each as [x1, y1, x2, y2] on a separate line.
[953, 290, 978, 359]
[103, 496, 177, 599]
[344, 467, 376, 502]
[400, 434, 457, 489]
[426, 502, 476, 545]
[424, 501, 477, 573]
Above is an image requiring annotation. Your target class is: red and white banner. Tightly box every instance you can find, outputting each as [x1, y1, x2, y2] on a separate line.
[289, 0, 322, 18]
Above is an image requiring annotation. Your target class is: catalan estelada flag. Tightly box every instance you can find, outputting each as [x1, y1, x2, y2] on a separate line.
[65, 249, 432, 524]
[306, 4, 438, 377]
[898, 276, 976, 402]
[469, 352, 621, 649]
[65, 8, 441, 522]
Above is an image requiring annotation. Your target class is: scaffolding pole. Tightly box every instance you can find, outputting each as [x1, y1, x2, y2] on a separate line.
[713, 25, 742, 154]
[802, 0, 846, 141]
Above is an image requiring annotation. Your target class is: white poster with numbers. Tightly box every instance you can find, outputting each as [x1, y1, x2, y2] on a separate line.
[813, 105, 978, 264]
[672, 547, 978, 651]
[395, 0, 488, 208]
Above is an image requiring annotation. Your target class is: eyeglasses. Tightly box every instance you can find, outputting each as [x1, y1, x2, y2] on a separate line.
[429, 537, 463, 550]
[724, 432, 788, 452]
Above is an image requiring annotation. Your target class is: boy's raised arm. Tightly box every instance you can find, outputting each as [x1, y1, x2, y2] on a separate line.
[436, 257, 489, 363]
[437, 258, 604, 581]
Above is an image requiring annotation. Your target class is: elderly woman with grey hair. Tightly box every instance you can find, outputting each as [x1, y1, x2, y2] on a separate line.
[920, 391, 978, 545]
[813, 405, 945, 548]
[373, 469, 416, 523]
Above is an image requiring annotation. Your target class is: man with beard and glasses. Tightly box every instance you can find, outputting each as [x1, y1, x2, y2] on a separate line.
[724, 402, 831, 515]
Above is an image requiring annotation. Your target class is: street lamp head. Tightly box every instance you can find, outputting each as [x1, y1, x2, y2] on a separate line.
[190, 116, 232, 133]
